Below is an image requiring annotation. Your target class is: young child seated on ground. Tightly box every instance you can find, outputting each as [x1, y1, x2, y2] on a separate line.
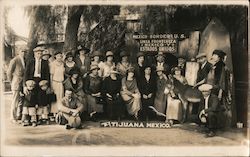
[37, 80, 56, 125]
[20, 80, 37, 127]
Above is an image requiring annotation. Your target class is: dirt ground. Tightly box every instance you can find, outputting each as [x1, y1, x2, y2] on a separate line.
[2, 93, 249, 146]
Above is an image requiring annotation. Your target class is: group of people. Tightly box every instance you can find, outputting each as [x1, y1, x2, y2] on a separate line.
[7, 43, 231, 137]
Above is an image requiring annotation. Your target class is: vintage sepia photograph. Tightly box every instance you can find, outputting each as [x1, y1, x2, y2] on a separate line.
[0, 0, 249, 156]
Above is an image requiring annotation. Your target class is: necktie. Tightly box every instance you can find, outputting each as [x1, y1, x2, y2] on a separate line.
[38, 60, 41, 74]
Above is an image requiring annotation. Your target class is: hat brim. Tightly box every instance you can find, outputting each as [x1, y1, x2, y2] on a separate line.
[110, 71, 119, 74]
[90, 67, 100, 71]
[77, 48, 90, 54]
[106, 55, 114, 57]
[42, 53, 52, 57]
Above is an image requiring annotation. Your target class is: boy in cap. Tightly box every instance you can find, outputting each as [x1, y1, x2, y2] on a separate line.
[198, 84, 221, 137]
[37, 80, 56, 125]
[20, 80, 37, 127]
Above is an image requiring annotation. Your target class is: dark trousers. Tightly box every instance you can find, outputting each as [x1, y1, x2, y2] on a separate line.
[199, 111, 219, 131]
[139, 98, 155, 121]
[33, 77, 42, 104]
[105, 96, 124, 120]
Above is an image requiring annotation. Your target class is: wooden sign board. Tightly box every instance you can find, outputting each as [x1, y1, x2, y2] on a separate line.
[133, 34, 186, 53]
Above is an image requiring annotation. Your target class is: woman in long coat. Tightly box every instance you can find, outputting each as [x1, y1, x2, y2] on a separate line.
[84, 65, 103, 118]
[64, 52, 76, 78]
[137, 64, 156, 121]
[63, 67, 87, 112]
[120, 67, 141, 120]
[154, 66, 169, 115]
[102, 68, 123, 120]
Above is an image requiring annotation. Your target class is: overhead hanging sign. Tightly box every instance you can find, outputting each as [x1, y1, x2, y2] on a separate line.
[133, 34, 186, 53]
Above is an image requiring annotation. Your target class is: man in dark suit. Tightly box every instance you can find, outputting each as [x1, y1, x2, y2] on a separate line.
[153, 52, 170, 75]
[198, 84, 223, 137]
[7, 47, 28, 122]
[24, 46, 50, 103]
[195, 53, 212, 87]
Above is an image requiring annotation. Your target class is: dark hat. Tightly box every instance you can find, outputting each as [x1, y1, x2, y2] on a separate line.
[136, 52, 144, 58]
[77, 45, 90, 54]
[54, 51, 62, 56]
[127, 67, 135, 73]
[143, 63, 152, 70]
[69, 67, 80, 76]
[212, 50, 226, 59]
[65, 52, 74, 59]
[91, 51, 102, 58]
[120, 51, 130, 57]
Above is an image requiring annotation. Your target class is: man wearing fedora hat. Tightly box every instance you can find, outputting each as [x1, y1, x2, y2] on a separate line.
[7, 47, 28, 123]
[74, 45, 91, 77]
[42, 50, 52, 62]
[194, 53, 212, 87]
[24, 45, 50, 119]
[153, 52, 170, 75]
[198, 83, 222, 137]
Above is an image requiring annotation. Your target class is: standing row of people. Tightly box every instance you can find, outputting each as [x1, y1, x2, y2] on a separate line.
[7, 44, 231, 134]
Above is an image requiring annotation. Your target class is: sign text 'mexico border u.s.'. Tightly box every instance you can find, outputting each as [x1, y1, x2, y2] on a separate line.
[133, 34, 186, 53]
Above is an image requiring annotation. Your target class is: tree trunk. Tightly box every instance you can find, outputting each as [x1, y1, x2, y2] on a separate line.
[63, 6, 83, 55]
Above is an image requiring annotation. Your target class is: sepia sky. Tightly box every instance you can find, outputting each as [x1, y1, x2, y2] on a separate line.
[7, 5, 29, 38]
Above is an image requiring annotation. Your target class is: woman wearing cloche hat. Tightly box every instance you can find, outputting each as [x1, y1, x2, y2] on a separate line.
[84, 64, 104, 120]
[64, 52, 77, 78]
[120, 66, 141, 120]
[99, 51, 115, 78]
[117, 51, 132, 78]
[102, 67, 124, 120]
[137, 63, 157, 121]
